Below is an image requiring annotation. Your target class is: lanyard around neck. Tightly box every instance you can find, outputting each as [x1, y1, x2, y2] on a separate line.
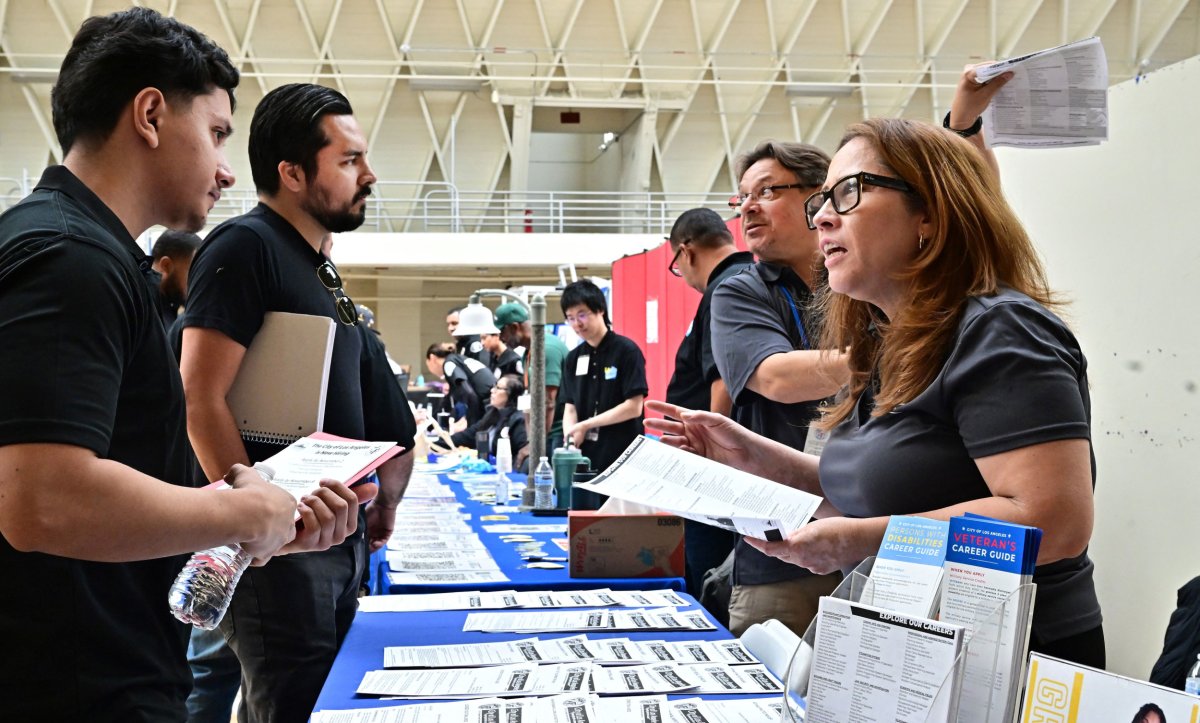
[777, 285, 811, 350]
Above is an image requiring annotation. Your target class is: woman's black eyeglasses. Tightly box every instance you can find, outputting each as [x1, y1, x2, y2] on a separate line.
[803, 172, 916, 230]
[316, 260, 359, 326]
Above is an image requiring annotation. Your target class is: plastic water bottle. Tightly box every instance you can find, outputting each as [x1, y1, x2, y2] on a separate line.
[1187, 654, 1200, 695]
[167, 544, 253, 629]
[495, 431, 513, 505]
[533, 456, 555, 510]
[167, 464, 273, 629]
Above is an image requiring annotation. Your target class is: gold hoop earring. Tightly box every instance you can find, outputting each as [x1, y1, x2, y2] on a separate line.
[918, 236, 926, 250]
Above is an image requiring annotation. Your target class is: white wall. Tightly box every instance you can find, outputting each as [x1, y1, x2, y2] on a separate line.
[994, 54, 1200, 679]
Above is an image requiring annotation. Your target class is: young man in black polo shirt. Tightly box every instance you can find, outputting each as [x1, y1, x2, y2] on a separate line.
[559, 280, 648, 472]
[709, 141, 848, 637]
[0, 9, 358, 721]
[180, 84, 412, 723]
[663, 208, 755, 606]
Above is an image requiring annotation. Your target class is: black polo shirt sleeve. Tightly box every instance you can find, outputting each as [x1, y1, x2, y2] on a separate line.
[615, 336, 649, 400]
[697, 303, 721, 385]
[183, 223, 272, 347]
[942, 298, 1091, 458]
[359, 326, 417, 454]
[710, 272, 796, 405]
[0, 237, 139, 455]
[559, 347, 580, 407]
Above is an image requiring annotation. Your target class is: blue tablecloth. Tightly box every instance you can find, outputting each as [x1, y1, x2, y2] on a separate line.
[378, 471, 686, 595]
[313, 593, 778, 713]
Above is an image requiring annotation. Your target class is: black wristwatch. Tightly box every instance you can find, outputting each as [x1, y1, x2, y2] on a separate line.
[943, 111, 982, 138]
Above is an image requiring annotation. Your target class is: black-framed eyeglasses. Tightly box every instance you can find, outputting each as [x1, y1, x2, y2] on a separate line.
[667, 237, 688, 277]
[728, 183, 809, 209]
[316, 260, 359, 326]
[802, 172, 916, 230]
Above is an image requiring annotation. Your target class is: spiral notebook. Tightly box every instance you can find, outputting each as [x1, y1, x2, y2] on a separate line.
[226, 311, 337, 445]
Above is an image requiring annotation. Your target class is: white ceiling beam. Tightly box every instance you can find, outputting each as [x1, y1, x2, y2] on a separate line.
[1137, 0, 1191, 64]
[706, 0, 742, 55]
[611, 0, 629, 54]
[436, 93, 469, 186]
[312, 0, 347, 91]
[1076, 0, 1120, 37]
[840, 0, 892, 120]
[211, 0, 269, 96]
[293, 0, 346, 95]
[531, 0, 553, 49]
[851, 0, 894, 56]
[416, 94, 448, 181]
[44, 0, 74, 40]
[1128, 0, 1141, 66]
[988, 0, 997, 58]
[0, 24, 61, 163]
[614, 0, 664, 98]
[999, 0, 1048, 58]
[890, 0, 971, 117]
[400, 0, 426, 49]
[726, 0, 818, 154]
[553, 0, 586, 98]
[365, 0, 404, 152]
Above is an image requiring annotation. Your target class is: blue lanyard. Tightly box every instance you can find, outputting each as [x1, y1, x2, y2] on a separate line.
[777, 285, 810, 350]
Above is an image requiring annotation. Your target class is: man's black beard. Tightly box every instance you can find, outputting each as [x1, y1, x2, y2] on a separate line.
[305, 187, 371, 233]
[307, 203, 367, 233]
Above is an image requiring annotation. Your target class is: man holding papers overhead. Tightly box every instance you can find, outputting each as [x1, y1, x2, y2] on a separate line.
[180, 83, 412, 722]
[0, 9, 357, 721]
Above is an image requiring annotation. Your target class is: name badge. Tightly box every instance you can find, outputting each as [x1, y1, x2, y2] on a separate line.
[803, 426, 830, 457]
[575, 355, 590, 376]
[603, 366, 618, 380]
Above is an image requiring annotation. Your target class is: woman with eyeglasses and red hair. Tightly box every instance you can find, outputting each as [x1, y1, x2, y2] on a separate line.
[648, 97, 1103, 668]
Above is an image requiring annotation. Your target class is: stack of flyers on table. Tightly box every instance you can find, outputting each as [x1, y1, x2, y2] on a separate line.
[575, 436, 821, 541]
[360, 588, 689, 613]
[867, 516, 950, 617]
[312, 694, 678, 723]
[462, 607, 717, 633]
[667, 697, 787, 723]
[939, 513, 1040, 723]
[357, 662, 783, 699]
[590, 662, 783, 696]
[356, 663, 595, 698]
[382, 634, 760, 668]
[313, 695, 786, 723]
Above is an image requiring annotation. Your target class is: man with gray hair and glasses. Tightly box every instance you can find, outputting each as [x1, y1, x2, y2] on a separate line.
[707, 141, 848, 636]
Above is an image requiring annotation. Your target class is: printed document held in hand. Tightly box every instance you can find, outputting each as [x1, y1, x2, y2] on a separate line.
[575, 436, 822, 542]
[975, 36, 1108, 148]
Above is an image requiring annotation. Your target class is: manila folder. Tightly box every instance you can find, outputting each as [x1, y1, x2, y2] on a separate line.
[226, 311, 336, 445]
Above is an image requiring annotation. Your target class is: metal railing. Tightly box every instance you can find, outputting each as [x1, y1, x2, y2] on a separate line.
[1, 175, 736, 234]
